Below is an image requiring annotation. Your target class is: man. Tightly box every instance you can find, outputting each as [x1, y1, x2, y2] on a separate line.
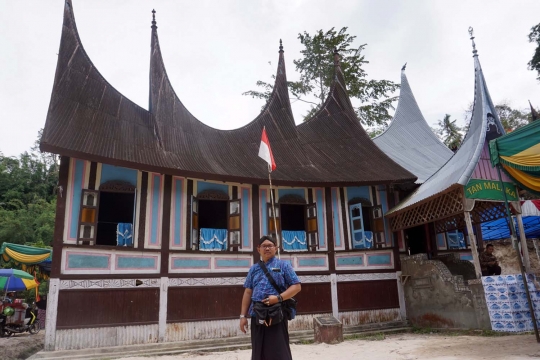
[480, 244, 501, 276]
[240, 235, 301, 360]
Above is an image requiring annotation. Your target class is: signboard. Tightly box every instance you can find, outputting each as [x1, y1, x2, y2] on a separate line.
[465, 179, 518, 201]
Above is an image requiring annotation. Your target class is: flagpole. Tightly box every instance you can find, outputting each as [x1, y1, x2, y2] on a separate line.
[268, 165, 280, 259]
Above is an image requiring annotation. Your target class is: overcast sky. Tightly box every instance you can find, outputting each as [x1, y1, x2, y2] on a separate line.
[1, 0, 540, 158]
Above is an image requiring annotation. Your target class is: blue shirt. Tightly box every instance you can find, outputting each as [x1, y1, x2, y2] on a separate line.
[244, 257, 300, 317]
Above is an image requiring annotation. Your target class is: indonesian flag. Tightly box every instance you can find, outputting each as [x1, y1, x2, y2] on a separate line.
[258, 127, 276, 172]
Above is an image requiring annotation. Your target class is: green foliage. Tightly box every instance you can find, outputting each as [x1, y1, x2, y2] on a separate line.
[244, 27, 399, 127]
[528, 23, 540, 81]
[463, 101, 534, 133]
[495, 103, 532, 132]
[0, 130, 58, 249]
[434, 114, 463, 151]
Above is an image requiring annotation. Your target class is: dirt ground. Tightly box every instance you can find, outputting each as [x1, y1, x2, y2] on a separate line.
[118, 333, 540, 360]
[0, 332, 44, 360]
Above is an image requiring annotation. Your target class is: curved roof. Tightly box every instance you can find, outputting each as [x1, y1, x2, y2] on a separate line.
[388, 44, 506, 215]
[41, 0, 415, 186]
[373, 70, 453, 183]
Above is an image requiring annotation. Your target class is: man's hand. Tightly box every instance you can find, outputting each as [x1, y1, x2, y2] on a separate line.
[240, 317, 248, 333]
[263, 295, 279, 306]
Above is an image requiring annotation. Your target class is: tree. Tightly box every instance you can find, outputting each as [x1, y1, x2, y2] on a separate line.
[434, 114, 463, 151]
[0, 130, 58, 249]
[495, 103, 531, 131]
[528, 23, 540, 81]
[243, 27, 399, 126]
[463, 101, 533, 133]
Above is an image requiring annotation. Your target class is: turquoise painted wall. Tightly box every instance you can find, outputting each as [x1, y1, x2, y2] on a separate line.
[347, 186, 371, 202]
[69, 159, 86, 240]
[100, 164, 137, 185]
[197, 181, 229, 195]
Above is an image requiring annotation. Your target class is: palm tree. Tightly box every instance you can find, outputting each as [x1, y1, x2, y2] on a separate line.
[436, 114, 463, 151]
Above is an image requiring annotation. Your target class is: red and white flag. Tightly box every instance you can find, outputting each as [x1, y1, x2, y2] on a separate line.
[258, 127, 276, 172]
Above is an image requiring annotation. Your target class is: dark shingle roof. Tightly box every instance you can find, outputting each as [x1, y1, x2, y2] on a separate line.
[41, 0, 416, 186]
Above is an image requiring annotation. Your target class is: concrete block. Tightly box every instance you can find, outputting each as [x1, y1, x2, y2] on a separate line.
[313, 316, 343, 344]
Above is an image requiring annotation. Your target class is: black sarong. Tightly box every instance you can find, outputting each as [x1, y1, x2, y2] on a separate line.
[250, 317, 292, 360]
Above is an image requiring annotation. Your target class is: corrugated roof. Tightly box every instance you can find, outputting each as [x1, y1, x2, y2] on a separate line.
[41, 0, 416, 186]
[373, 70, 453, 184]
[387, 43, 506, 215]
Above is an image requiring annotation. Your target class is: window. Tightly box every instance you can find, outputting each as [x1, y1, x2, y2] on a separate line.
[446, 230, 467, 249]
[77, 181, 136, 246]
[267, 195, 318, 252]
[349, 198, 387, 249]
[190, 190, 241, 251]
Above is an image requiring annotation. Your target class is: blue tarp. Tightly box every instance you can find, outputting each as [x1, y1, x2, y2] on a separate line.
[481, 216, 540, 241]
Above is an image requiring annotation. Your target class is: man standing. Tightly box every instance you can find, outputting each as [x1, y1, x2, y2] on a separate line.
[240, 236, 301, 360]
[480, 244, 502, 276]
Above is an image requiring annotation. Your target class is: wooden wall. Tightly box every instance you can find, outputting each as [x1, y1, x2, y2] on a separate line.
[337, 280, 399, 312]
[166, 283, 332, 322]
[294, 283, 332, 314]
[56, 289, 159, 329]
[168, 286, 244, 321]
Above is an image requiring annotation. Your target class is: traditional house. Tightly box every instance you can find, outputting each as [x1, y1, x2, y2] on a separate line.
[373, 65, 454, 255]
[386, 30, 531, 276]
[41, 0, 417, 351]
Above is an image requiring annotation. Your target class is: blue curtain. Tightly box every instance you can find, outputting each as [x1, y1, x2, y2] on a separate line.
[282, 230, 307, 251]
[199, 228, 228, 251]
[353, 231, 373, 249]
[116, 223, 133, 246]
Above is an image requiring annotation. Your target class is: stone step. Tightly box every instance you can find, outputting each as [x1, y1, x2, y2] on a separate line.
[29, 321, 411, 360]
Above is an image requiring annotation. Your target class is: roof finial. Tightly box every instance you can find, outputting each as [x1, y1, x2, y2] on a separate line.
[151, 9, 157, 30]
[279, 39, 283, 53]
[401, 62, 407, 71]
[333, 48, 340, 66]
[468, 26, 477, 56]
[529, 100, 539, 122]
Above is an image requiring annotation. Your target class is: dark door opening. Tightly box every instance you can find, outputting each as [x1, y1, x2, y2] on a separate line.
[97, 192, 135, 246]
[280, 204, 305, 231]
[405, 224, 427, 255]
[362, 206, 372, 232]
[199, 200, 227, 229]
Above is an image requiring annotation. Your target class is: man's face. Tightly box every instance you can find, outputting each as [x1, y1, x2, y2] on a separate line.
[487, 246, 494, 254]
[258, 240, 277, 260]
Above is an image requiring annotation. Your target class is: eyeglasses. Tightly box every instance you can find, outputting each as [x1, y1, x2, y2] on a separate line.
[259, 245, 275, 249]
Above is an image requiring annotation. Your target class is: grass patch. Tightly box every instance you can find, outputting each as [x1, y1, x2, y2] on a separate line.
[410, 327, 521, 337]
[345, 332, 386, 341]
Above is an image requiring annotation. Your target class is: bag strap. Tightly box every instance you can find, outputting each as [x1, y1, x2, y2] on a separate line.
[259, 260, 284, 294]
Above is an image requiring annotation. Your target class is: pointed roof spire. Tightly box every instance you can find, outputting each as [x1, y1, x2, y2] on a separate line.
[279, 39, 283, 53]
[530, 100, 539, 121]
[401, 62, 407, 71]
[468, 26, 478, 57]
[151, 9, 157, 30]
[333, 47, 340, 65]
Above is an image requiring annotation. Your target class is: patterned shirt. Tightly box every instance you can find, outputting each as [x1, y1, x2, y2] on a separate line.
[479, 251, 498, 271]
[244, 256, 300, 317]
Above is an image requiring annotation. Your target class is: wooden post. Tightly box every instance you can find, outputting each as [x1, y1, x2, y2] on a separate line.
[516, 213, 532, 272]
[464, 211, 482, 278]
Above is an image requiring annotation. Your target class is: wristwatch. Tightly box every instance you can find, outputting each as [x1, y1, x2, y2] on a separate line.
[277, 295, 283, 303]
[239, 315, 246, 318]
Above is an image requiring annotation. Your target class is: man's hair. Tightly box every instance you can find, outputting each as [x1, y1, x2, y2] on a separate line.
[258, 235, 277, 246]
[486, 244, 494, 249]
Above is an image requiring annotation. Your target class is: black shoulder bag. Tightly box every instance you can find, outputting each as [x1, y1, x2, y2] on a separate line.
[259, 260, 298, 321]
